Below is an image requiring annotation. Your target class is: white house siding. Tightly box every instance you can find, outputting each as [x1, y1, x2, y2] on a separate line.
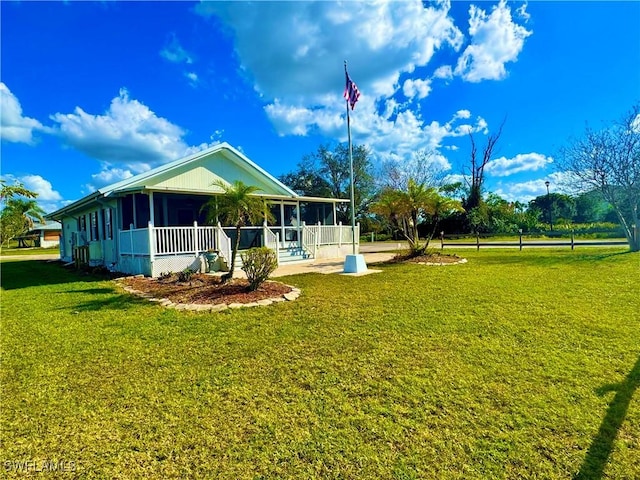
[59, 203, 117, 266]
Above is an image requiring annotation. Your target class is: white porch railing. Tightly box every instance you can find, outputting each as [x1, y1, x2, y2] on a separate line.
[263, 224, 280, 266]
[304, 223, 358, 247]
[216, 222, 232, 267]
[118, 222, 358, 262]
[301, 223, 318, 259]
[119, 227, 150, 255]
[118, 222, 229, 258]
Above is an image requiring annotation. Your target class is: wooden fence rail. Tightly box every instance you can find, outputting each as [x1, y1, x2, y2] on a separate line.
[438, 232, 628, 251]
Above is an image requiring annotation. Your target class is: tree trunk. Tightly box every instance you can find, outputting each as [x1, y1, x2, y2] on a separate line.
[223, 224, 242, 282]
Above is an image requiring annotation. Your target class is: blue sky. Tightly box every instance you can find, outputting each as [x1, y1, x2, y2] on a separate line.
[2, 0, 639, 213]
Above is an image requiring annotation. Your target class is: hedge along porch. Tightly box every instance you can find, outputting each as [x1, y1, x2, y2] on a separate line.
[47, 143, 357, 277]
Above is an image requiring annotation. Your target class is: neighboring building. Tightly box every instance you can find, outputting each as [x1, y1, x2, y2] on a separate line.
[16, 221, 61, 248]
[47, 143, 358, 276]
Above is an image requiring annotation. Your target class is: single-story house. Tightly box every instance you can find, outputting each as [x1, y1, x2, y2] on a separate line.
[16, 221, 62, 248]
[47, 143, 359, 277]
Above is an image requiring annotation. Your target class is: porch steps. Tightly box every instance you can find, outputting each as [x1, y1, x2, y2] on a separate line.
[278, 246, 312, 264]
[216, 247, 312, 271]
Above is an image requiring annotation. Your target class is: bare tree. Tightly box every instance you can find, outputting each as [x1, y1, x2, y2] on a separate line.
[463, 120, 505, 212]
[378, 149, 448, 191]
[556, 104, 640, 251]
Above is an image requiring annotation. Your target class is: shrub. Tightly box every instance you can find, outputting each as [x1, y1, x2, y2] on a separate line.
[241, 247, 278, 291]
[177, 268, 195, 283]
[158, 271, 173, 282]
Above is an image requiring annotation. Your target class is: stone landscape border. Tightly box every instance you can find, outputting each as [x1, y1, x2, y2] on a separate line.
[115, 277, 301, 313]
[415, 258, 468, 266]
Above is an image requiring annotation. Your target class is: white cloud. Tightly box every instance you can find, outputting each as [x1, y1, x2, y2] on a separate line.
[50, 88, 215, 165]
[19, 174, 63, 202]
[87, 166, 135, 191]
[453, 109, 471, 120]
[0, 83, 47, 144]
[442, 173, 468, 186]
[494, 172, 576, 203]
[516, 3, 531, 22]
[197, 0, 471, 161]
[433, 65, 453, 80]
[198, 1, 463, 102]
[160, 34, 193, 64]
[485, 152, 553, 177]
[403, 78, 432, 100]
[185, 72, 199, 87]
[2, 173, 64, 214]
[454, 0, 532, 82]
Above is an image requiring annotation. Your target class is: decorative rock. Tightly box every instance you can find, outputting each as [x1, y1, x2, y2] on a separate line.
[228, 303, 244, 309]
[283, 293, 298, 301]
[209, 303, 228, 312]
[243, 302, 260, 308]
[257, 299, 273, 306]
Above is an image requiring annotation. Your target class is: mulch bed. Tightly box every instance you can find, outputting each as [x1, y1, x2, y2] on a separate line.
[120, 274, 293, 305]
[389, 251, 465, 264]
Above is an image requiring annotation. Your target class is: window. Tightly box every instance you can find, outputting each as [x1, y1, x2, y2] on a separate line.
[90, 211, 98, 241]
[104, 208, 113, 240]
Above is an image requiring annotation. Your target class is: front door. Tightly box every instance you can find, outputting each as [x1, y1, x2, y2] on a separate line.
[269, 202, 300, 249]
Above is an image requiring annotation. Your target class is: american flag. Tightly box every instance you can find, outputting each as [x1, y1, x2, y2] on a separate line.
[344, 69, 360, 110]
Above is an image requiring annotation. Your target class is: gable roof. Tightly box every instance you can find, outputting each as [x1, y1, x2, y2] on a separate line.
[48, 143, 299, 219]
[99, 142, 297, 197]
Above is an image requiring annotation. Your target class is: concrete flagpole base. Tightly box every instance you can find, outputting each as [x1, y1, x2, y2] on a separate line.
[343, 254, 368, 274]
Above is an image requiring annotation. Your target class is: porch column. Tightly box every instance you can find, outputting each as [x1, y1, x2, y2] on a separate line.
[332, 202, 337, 225]
[193, 221, 199, 257]
[295, 202, 301, 247]
[279, 201, 285, 249]
[148, 191, 155, 226]
[148, 221, 155, 262]
[132, 194, 137, 229]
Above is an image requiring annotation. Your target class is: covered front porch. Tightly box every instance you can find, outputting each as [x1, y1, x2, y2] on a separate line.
[117, 221, 359, 277]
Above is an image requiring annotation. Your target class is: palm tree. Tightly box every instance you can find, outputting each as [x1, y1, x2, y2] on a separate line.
[201, 180, 274, 282]
[4, 198, 46, 230]
[0, 198, 46, 249]
[372, 179, 463, 255]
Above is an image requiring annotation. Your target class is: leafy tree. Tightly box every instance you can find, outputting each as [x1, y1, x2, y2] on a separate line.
[556, 104, 640, 250]
[0, 183, 44, 250]
[201, 180, 274, 283]
[465, 194, 540, 234]
[0, 180, 38, 201]
[280, 143, 375, 224]
[371, 179, 463, 255]
[573, 190, 616, 223]
[529, 193, 576, 226]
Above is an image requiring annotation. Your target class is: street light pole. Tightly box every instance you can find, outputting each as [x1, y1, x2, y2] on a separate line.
[545, 180, 553, 232]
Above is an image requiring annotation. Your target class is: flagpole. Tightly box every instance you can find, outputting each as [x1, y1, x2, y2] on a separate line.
[345, 61, 356, 256]
[342, 60, 367, 274]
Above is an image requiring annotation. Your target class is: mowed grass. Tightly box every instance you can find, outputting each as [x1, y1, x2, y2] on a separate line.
[0, 246, 59, 256]
[1, 249, 638, 479]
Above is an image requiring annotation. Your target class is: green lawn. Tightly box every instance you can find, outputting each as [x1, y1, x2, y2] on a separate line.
[1, 249, 638, 479]
[0, 246, 59, 256]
